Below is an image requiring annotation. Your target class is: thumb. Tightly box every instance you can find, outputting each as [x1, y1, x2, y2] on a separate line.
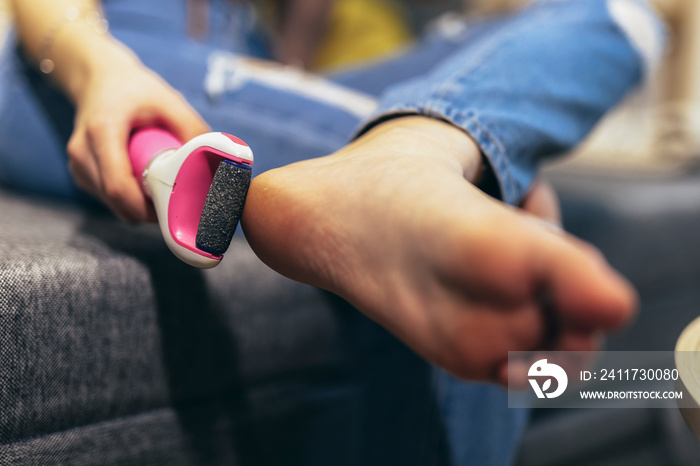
[91, 122, 153, 222]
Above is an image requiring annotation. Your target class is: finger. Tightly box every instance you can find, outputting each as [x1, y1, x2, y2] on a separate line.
[521, 179, 561, 227]
[67, 129, 103, 195]
[143, 202, 158, 223]
[87, 120, 153, 222]
[534, 234, 638, 332]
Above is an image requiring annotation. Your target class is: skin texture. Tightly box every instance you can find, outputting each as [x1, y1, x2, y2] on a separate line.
[241, 116, 637, 384]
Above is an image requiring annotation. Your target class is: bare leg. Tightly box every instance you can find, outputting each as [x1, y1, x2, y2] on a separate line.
[242, 116, 636, 383]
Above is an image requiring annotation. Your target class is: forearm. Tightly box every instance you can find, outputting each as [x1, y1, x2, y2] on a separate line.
[10, 0, 140, 102]
[357, 0, 665, 205]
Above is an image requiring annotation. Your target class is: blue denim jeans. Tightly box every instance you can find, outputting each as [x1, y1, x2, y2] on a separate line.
[0, 0, 661, 203]
[0, 0, 662, 464]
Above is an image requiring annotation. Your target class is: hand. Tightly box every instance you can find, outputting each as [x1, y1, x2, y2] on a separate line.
[67, 51, 210, 222]
[242, 116, 636, 383]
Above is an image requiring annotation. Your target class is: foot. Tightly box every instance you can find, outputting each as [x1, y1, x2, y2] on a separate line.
[241, 116, 636, 383]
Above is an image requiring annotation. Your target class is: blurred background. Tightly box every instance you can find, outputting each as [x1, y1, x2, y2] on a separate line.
[3, 0, 700, 464]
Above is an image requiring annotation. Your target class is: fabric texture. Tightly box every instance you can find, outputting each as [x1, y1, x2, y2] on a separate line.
[357, 0, 662, 204]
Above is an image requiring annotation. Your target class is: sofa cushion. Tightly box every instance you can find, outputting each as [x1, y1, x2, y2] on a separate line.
[0, 188, 348, 446]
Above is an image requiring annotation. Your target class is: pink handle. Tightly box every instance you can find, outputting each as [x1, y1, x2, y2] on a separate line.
[128, 127, 183, 181]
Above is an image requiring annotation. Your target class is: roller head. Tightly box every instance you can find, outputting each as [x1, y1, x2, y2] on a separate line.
[195, 159, 252, 255]
[138, 130, 254, 269]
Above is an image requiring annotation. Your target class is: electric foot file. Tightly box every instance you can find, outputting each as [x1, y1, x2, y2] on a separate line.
[128, 127, 254, 268]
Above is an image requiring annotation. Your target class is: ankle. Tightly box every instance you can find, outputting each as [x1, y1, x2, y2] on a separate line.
[361, 116, 482, 182]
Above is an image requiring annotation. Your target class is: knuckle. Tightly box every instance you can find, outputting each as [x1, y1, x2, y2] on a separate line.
[86, 116, 111, 136]
[66, 137, 86, 161]
[66, 137, 78, 154]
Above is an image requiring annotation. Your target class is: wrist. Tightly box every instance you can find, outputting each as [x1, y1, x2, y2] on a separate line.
[52, 27, 141, 103]
[364, 116, 483, 183]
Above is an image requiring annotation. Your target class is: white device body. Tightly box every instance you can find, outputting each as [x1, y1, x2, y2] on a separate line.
[142, 132, 254, 269]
